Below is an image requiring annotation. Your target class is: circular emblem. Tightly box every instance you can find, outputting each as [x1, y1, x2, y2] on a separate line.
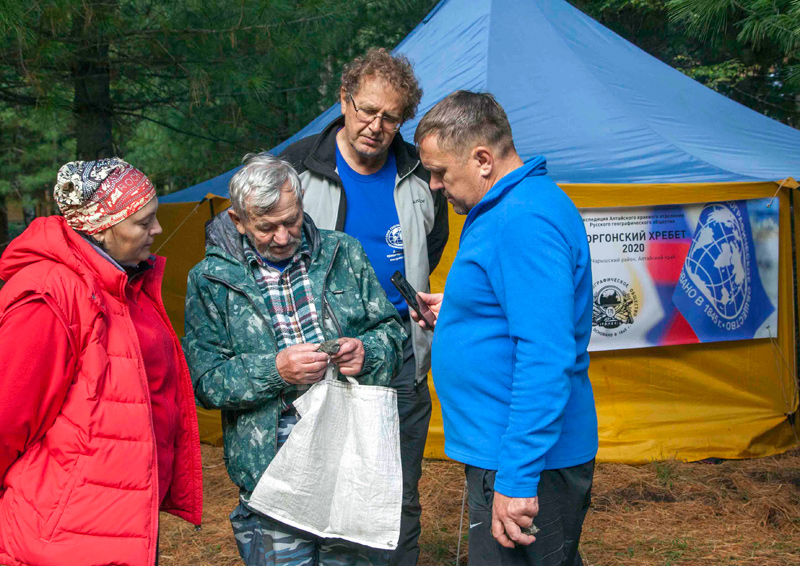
[683, 203, 750, 320]
[592, 278, 639, 338]
[386, 224, 403, 250]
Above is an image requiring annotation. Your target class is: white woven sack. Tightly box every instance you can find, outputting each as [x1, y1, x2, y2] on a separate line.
[248, 368, 402, 550]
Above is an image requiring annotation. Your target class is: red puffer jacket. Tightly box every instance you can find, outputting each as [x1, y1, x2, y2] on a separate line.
[0, 217, 202, 566]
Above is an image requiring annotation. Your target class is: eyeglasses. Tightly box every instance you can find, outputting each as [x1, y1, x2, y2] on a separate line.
[348, 93, 403, 132]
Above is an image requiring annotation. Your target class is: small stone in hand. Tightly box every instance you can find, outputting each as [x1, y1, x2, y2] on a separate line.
[318, 339, 341, 355]
[520, 524, 539, 536]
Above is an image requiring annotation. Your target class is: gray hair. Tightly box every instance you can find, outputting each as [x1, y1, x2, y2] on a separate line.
[228, 153, 302, 219]
[414, 91, 515, 158]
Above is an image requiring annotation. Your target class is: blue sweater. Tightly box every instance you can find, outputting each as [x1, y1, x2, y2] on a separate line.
[432, 157, 598, 498]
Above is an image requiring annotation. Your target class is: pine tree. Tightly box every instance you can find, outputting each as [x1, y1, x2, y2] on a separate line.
[0, 0, 438, 244]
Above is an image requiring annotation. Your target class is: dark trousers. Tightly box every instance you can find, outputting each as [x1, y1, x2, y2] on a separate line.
[388, 334, 432, 566]
[465, 460, 595, 566]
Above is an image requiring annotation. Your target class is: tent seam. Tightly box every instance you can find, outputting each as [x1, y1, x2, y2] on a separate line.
[485, 0, 494, 92]
[522, 0, 766, 183]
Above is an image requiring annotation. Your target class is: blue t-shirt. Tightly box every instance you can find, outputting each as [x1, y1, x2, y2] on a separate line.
[263, 257, 291, 272]
[335, 146, 407, 317]
[250, 246, 292, 272]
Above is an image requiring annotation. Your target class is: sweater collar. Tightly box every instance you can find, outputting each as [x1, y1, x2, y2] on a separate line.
[461, 156, 548, 242]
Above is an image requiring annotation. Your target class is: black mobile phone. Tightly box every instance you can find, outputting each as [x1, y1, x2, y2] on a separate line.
[390, 271, 436, 329]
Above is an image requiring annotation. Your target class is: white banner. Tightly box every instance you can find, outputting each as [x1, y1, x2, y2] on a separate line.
[582, 198, 779, 351]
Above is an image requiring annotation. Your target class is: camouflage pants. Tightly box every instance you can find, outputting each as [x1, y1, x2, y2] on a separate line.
[230, 504, 389, 566]
[230, 411, 389, 566]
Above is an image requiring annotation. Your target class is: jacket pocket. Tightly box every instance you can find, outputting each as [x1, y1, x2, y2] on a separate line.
[42, 455, 87, 541]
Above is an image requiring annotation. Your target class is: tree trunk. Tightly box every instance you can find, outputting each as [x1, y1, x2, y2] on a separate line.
[72, 2, 115, 160]
[0, 194, 8, 252]
[23, 205, 36, 226]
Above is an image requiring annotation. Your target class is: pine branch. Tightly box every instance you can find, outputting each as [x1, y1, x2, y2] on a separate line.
[18, 11, 357, 44]
[116, 12, 354, 37]
[115, 109, 249, 148]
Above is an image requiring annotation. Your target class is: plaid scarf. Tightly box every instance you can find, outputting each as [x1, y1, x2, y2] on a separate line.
[243, 234, 325, 410]
[243, 234, 325, 350]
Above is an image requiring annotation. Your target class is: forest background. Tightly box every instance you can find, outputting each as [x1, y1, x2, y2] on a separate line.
[1, 0, 799, 246]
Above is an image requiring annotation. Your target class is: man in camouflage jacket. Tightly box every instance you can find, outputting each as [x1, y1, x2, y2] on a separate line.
[183, 153, 404, 565]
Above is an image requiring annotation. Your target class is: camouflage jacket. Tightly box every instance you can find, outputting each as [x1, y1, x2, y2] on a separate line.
[182, 212, 405, 496]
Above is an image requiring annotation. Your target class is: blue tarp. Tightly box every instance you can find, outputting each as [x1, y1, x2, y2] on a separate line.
[162, 0, 800, 203]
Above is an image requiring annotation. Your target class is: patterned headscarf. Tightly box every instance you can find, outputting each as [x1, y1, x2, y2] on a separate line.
[54, 158, 156, 235]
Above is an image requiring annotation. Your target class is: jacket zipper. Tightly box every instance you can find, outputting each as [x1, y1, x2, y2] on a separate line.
[320, 241, 343, 338]
[119, 300, 160, 564]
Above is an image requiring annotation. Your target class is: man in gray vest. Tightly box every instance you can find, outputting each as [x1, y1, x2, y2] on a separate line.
[280, 48, 449, 566]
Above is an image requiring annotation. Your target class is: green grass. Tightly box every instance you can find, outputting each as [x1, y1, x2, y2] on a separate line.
[654, 460, 679, 490]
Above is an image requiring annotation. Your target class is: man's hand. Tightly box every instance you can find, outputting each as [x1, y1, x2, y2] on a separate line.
[411, 292, 443, 331]
[491, 493, 539, 548]
[276, 343, 330, 385]
[330, 337, 365, 376]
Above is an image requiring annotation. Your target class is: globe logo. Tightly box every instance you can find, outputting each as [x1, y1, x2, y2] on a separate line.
[683, 203, 750, 320]
[386, 224, 403, 250]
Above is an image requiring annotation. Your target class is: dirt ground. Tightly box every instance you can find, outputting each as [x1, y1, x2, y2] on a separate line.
[159, 445, 800, 565]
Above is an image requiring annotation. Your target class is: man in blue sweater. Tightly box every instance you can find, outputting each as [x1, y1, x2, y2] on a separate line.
[412, 91, 598, 566]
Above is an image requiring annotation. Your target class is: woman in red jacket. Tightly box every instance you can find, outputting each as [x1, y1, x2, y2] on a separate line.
[0, 159, 203, 566]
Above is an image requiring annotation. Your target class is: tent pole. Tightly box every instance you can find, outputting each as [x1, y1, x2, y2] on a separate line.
[455, 478, 467, 566]
[790, 188, 799, 408]
[153, 198, 206, 255]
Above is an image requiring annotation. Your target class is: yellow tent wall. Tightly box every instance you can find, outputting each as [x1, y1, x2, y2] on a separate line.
[156, 182, 799, 463]
[154, 196, 230, 447]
